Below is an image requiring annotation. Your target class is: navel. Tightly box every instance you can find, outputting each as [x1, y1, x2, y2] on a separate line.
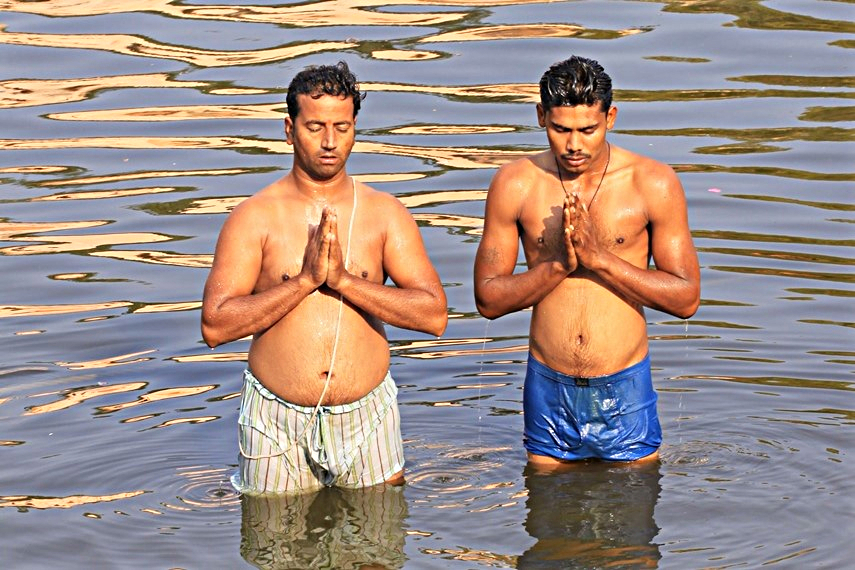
[576, 334, 584, 346]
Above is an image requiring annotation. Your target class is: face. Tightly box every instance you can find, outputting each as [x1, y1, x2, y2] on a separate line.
[284, 93, 356, 181]
[537, 103, 616, 175]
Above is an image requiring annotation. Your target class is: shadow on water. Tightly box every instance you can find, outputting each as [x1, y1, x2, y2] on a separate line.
[240, 485, 408, 570]
[519, 462, 662, 570]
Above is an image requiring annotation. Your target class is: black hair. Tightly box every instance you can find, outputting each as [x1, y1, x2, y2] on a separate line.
[539, 56, 613, 113]
[286, 61, 365, 120]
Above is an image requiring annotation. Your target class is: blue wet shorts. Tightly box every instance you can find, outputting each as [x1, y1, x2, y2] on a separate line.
[523, 353, 661, 461]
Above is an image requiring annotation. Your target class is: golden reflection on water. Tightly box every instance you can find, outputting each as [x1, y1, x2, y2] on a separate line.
[0, 165, 69, 174]
[173, 352, 248, 364]
[25, 382, 147, 416]
[132, 301, 202, 314]
[0, 26, 355, 67]
[57, 350, 157, 371]
[0, 491, 147, 510]
[98, 385, 217, 413]
[391, 125, 516, 136]
[150, 416, 219, 428]
[0, 230, 173, 256]
[0, 302, 133, 319]
[371, 49, 442, 61]
[0, 136, 528, 170]
[0, 74, 211, 109]
[399, 189, 487, 208]
[419, 23, 649, 43]
[33, 187, 181, 202]
[48, 103, 285, 123]
[0, 0, 468, 27]
[90, 250, 212, 268]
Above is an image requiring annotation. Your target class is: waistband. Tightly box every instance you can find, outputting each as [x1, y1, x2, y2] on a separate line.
[243, 368, 395, 414]
[527, 353, 650, 387]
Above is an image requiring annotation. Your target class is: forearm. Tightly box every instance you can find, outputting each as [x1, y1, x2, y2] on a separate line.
[591, 254, 699, 318]
[201, 274, 316, 347]
[333, 273, 447, 336]
[475, 261, 567, 319]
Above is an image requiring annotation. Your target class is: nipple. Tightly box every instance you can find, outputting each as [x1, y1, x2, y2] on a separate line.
[282, 273, 290, 281]
[616, 237, 625, 245]
[361, 270, 368, 278]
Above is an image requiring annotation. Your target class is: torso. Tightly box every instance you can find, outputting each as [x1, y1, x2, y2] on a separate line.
[519, 149, 651, 377]
[246, 177, 391, 406]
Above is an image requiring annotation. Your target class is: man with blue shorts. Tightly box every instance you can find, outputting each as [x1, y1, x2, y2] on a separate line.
[474, 56, 700, 468]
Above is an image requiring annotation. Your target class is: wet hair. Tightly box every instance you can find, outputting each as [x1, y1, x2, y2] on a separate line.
[286, 61, 365, 120]
[539, 55, 613, 113]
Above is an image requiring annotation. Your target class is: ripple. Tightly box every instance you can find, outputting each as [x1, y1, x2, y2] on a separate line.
[161, 465, 241, 511]
[405, 444, 510, 494]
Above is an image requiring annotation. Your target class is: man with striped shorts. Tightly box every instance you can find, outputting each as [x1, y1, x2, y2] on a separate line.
[201, 62, 447, 493]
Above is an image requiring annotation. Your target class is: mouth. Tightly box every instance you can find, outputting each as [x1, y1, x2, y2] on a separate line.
[562, 154, 589, 168]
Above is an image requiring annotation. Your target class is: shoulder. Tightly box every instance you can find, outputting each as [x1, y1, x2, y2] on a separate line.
[220, 180, 283, 237]
[355, 179, 407, 214]
[612, 146, 682, 199]
[486, 152, 547, 208]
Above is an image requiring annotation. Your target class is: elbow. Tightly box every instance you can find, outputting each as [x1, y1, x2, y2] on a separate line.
[429, 312, 448, 337]
[476, 303, 501, 320]
[474, 294, 503, 320]
[672, 291, 700, 320]
[200, 319, 223, 349]
[679, 298, 700, 319]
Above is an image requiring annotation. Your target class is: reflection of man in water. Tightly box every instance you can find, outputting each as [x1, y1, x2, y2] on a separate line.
[201, 62, 447, 494]
[519, 463, 662, 568]
[474, 55, 700, 468]
[241, 485, 408, 569]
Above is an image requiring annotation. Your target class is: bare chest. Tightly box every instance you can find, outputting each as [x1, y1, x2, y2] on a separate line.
[255, 222, 385, 292]
[519, 187, 649, 265]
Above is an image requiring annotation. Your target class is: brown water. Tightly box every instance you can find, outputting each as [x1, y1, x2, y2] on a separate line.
[1, 1, 853, 568]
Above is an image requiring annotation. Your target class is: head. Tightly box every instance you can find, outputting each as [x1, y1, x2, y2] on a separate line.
[284, 62, 365, 182]
[536, 56, 616, 175]
[538, 55, 612, 113]
[286, 61, 364, 121]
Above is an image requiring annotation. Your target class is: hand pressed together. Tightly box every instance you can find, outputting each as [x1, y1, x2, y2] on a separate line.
[301, 206, 348, 290]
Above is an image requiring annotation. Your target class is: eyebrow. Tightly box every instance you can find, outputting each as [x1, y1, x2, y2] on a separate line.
[550, 120, 599, 131]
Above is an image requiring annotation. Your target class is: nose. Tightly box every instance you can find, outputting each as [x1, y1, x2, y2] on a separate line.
[322, 127, 336, 150]
[566, 131, 582, 153]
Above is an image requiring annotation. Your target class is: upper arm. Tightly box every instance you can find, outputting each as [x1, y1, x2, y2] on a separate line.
[202, 200, 264, 314]
[380, 195, 443, 296]
[644, 163, 700, 284]
[474, 165, 524, 283]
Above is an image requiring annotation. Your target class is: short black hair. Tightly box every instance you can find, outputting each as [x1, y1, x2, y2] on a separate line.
[539, 55, 613, 113]
[286, 61, 365, 121]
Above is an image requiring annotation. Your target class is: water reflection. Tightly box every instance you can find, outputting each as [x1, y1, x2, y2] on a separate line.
[240, 485, 408, 570]
[519, 462, 662, 569]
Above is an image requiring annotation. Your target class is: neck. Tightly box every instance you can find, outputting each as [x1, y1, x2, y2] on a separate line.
[291, 168, 350, 203]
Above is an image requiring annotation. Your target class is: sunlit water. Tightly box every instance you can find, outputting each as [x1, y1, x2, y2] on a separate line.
[1, 1, 853, 568]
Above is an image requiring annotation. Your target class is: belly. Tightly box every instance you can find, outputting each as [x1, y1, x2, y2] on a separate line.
[247, 290, 390, 406]
[530, 279, 648, 377]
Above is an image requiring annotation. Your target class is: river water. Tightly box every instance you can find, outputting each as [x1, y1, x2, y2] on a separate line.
[1, 1, 853, 568]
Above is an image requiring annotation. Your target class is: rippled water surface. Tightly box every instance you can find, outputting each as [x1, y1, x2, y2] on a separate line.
[1, 1, 853, 568]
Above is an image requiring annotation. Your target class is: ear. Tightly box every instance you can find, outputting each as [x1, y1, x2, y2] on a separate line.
[536, 103, 546, 128]
[606, 106, 617, 130]
[284, 116, 294, 144]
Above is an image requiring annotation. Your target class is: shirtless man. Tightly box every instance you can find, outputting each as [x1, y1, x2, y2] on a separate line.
[474, 56, 700, 468]
[202, 62, 447, 494]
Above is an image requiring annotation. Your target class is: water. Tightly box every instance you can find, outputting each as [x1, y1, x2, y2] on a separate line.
[1, 1, 853, 568]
